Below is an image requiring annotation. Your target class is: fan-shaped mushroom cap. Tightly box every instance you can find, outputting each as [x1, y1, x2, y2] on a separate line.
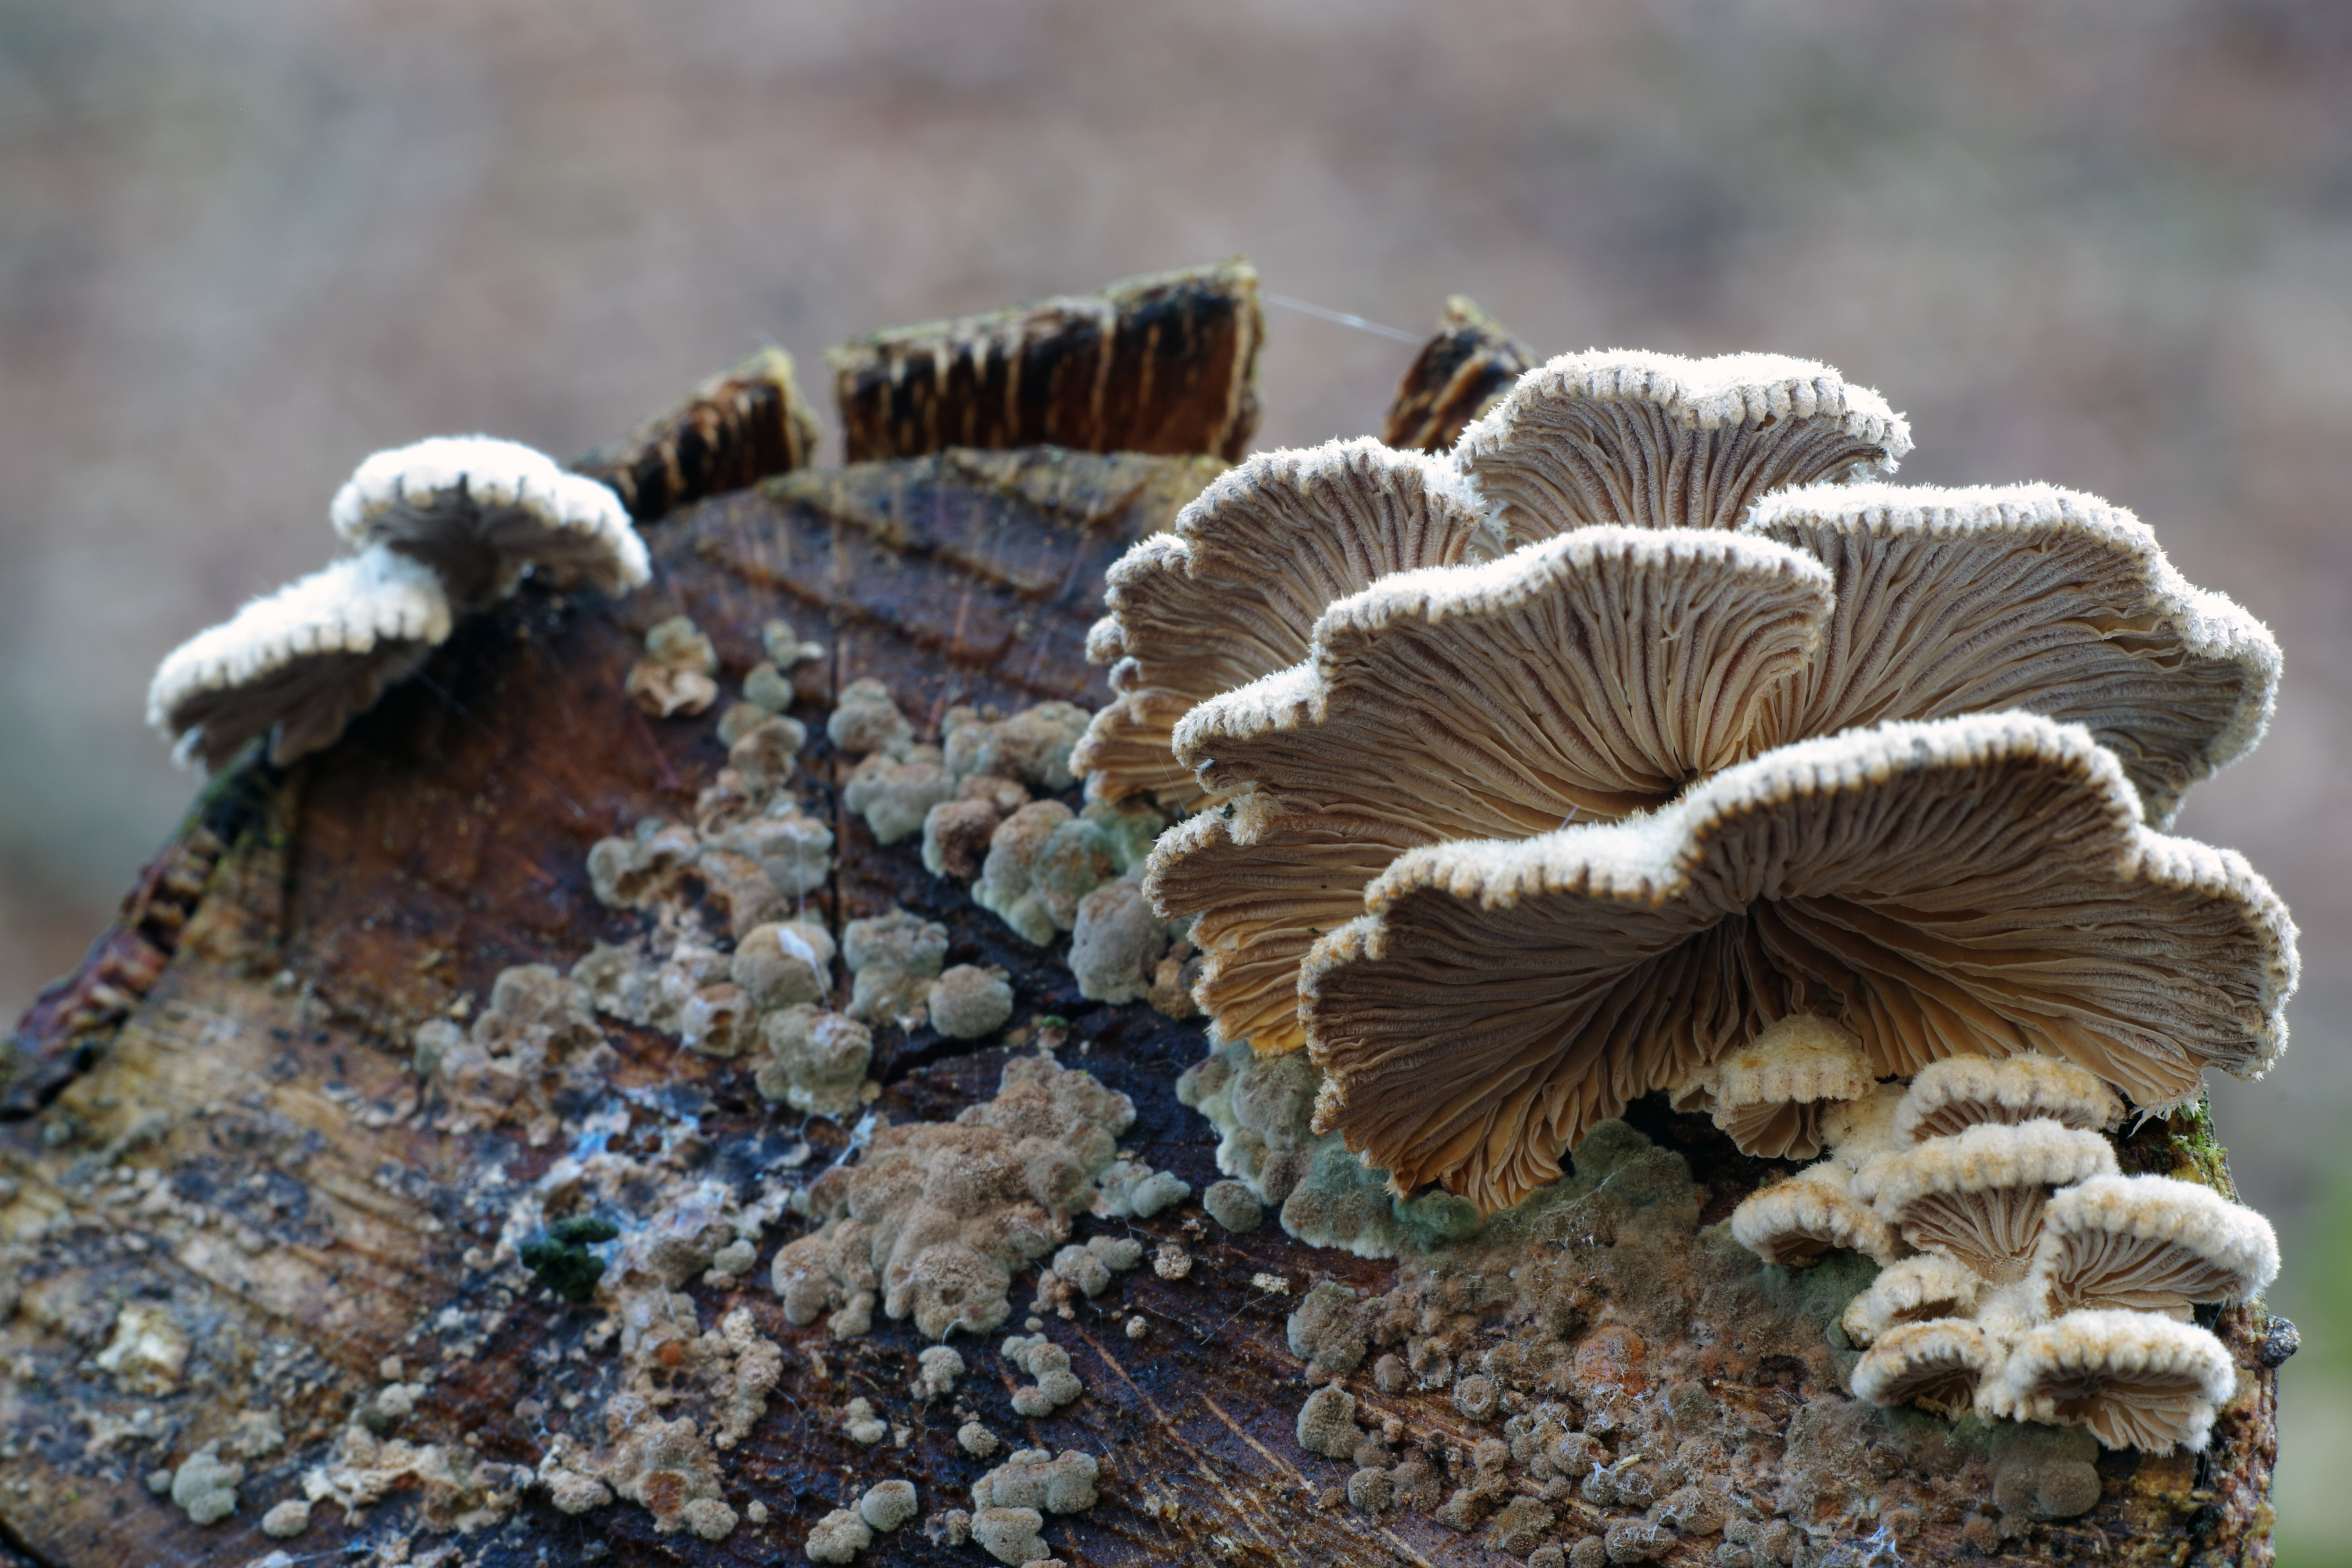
[1729, 1165, 1904, 1267]
[1840, 1255, 1984, 1348]
[149, 544, 454, 770]
[1849, 1319, 1996, 1418]
[1707, 1014, 1871, 1160]
[1742, 482, 2280, 825]
[1980, 1309, 2236, 1454]
[1454, 350, 1911, 554]
[1895, 1055, 2123, 1144]
[329, 436, 648, 612]
[2026, 1173, 2279, 1319]
[1300, 712, 2293, 1212]
[1150, 526, 1834, 1051]
[1074, 438, 1483, 809]
[1862, 1120, 2118, 1285]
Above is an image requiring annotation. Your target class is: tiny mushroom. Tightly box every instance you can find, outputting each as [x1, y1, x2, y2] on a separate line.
[328, 435, 648, 612]
[2024, 1173, 2279, 1319]
[149, 544, 454, 769]
[1858, 1119, 2118, 1285]
[1701, 1014, 1872, 1160]
[1979, 1309, 2238, 1454]
[1840, 1254, 1984, 1347]
[1728, 1165, 1902, 1268]
[1895, 1054, 2123, 1143]
[1849, 1319, 1996, 1420]
[627, 615, 721, 718]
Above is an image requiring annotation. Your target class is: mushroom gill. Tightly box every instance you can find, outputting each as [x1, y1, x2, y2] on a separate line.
[1726, 1164, 1902, 1268]
[148, 544, 455, 770]
[1299, 713, 2295, 1213]
[1980, 1309, 2238, 1454]
[1858, 1120, 2119, 1285]
[1078, 350, 1913, 811]
[1149, 526, 1833, 1051]
[1150, 483, 2279, 1061]
[1702, 1013, 1872, 1160]
[1455, 350, 1913, 554]
[1072, 438, 1483, 810]
[2025, 1173, 2280, 1319]
[1849, 1319, 1995, 1420]
[1894, 1054, 2123, 1144]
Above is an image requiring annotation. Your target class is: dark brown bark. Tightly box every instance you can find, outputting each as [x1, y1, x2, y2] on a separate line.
[830, 261, 1264, 465]
[575, 345, 826, 522]
[1381, 295, 1535, 454]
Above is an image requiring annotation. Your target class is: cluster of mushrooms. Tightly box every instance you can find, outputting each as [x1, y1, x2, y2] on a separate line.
[148, 437, 650, 769]
[1078, 349, 2297, 1451]
[1725, 1029, 2274, 1452]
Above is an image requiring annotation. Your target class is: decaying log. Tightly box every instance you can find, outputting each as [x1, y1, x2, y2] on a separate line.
[0, 281, 2286, 1568]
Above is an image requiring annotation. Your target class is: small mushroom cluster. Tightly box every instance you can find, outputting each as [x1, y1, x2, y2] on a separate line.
[1730, 1047, 2276, 1454]
[151, 436, 649, 769]
[1077, 347, 2293, 1222]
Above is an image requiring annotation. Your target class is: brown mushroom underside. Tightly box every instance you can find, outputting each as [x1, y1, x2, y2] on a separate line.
[1303, 715, 2292, 1211]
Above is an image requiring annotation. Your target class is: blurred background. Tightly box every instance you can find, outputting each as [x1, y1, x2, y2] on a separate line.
[1, 0, 2345, 1554]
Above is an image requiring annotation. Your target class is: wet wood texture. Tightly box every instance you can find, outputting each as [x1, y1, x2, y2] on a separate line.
[0, 350, 2286, 1568]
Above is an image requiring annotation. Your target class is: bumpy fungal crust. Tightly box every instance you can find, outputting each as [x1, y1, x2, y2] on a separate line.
[1302, 711, 2297, 1212]
[1074, 437, 1485, 809]
[1742, 481, 2281, 826]
[753, 1006, 873, 1118]
[1728, 1165, 1902, 1267]
[2025, 1172, 2279, 1318]
[1703, 1014, 1871, 1160]
[1980, 1309, 2237, 1454]
[927, 965, 1016, 1040]
[971, 1448, 1100, 1514]
[944, 702, 1093, 793]
[844, 910, 950, 1025]
[329, 434, 648, 611]
[626, 615, 722, 718]
[1454, 349, 1911, 555]
[1849, 1319, 1994, 1419]
[1150, 526, 1833, 1052]
[425, 963, 615, 1145]
[1861, 1120, 2119, 1285]
[1895, 1054, 2123, 1144]
[1839, 1254, 1984, 1347]
[149, 543, 454, 769]
[769, 1055, 1138, 1341]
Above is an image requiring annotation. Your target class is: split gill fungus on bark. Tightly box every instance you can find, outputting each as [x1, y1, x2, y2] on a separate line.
[1075, 346, 2293, 1218]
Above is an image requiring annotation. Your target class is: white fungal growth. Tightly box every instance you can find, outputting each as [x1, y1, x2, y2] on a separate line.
[148, 544, 454, 769]
[330, 434, 648, 607]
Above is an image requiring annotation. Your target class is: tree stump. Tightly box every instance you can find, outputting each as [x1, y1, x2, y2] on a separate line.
[0, 274, 2285, 1568]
